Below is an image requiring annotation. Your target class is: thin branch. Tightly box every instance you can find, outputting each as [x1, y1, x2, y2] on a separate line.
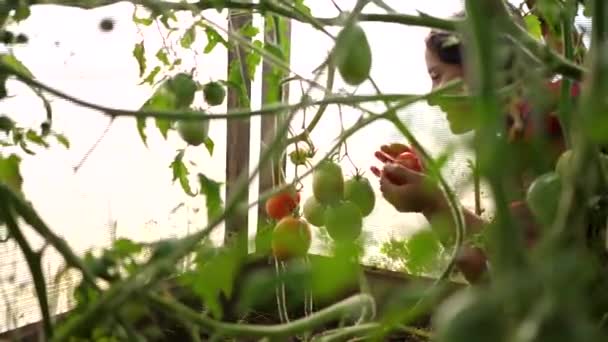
[0, 186, 99, 288]
[0, 59, 424, 122]
[148, 293, 374, 338]
[0, 202, 52, 339]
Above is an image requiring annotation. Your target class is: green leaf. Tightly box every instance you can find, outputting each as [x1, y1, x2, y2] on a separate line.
[141, 66, 161, 85]
[0, 54, 33, 78]
[155, 118, 171, 139]
[537, 0, 561, 32]
[403, 229, 441, 274]
[132, 9, 153, 26]
[294, 0, 312, 16]
[524, 14, 543, 39]
[170, 150, 196, 197]
[53, 133, 70, 149]
[159, 12, 177, 29]
[427, 94, 477, 134]
[112, 238, 142, 256]
[155, 49, 170, 66]
[198, 173, 223, 221]
[239, 23, 259, 38]
[202, 27, 228, 54]
[264, 43, 286, 61]
[133, 42, 146, 78]
[182, 246, 240, 319]
[227, 59, 249, 106]
[0, 154, 23, 193]
[203, 136, 214, 155]
[0, 115, 15, 132]
[14, 3, 30, 22]
[141, 86, 175, 139]
[25, 129, 49, 148]
[180, 26, 196, 48]
[136, 117, 148, 147]
[246, 40, 263, 81]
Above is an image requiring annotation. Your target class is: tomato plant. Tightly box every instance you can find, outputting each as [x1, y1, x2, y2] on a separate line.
[3, 1, 608, 341]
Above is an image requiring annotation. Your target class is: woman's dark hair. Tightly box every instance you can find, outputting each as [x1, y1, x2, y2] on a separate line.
[425, 5, 524, 67]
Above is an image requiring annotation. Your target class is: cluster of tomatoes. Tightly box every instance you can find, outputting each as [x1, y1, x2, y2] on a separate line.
[264, 160, 377, 261]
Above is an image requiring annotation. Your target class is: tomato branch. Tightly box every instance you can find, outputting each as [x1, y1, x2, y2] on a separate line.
[0, 59, 421, 122]
[148, 293, 374, 338]
[285, 51, 336, 146]
[312, 322, 432, 342]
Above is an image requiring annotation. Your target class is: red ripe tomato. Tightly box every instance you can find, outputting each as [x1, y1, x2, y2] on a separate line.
[271, 216, 312, 260]
[395, 152, 422, 172]
[265, 191, 299, 220]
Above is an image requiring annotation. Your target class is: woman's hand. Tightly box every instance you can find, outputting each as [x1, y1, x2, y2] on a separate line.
[376, 163, 443, 214]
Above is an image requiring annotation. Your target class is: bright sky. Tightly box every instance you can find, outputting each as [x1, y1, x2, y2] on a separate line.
[3, 0, 563, 332]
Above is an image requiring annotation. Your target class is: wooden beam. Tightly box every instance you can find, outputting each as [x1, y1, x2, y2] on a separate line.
[255, 13, 292, 254]
[224, 9, 253, 253]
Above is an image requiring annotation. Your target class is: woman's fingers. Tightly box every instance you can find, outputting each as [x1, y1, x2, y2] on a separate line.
[374, 150, 396, 163]
[370, 166, 382, 177]
[382, 163, 420, 185]
[381, 143, 411, 157]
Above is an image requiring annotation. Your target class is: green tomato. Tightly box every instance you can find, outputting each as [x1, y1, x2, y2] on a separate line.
[303, 196, 326, 227]
[334, 24, 372, 86]
[324, 200, 362, 242]
[177, 118, 209, 146]
[312, 160, 345, 205]
[344, 175, 375, 217]
[526, 172, 562, 227]
[167, 73, 197, 108]
[203, 81, 226, 106]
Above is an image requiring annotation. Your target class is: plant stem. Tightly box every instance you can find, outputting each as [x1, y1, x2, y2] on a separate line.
[148, 293, 374, 338]
[312, 322, 432, 342]
[41, 0, 585, 80]
[0, 202, 52, 339]
[285, 64, 336, 145]
[0, 60, 420, 122]
[467, 0, 526, 274]
[0, 186, 99, 288]
[557, 5, 576, 146]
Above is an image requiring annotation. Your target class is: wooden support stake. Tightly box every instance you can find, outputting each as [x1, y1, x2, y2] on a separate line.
[224, 9, 253, 254]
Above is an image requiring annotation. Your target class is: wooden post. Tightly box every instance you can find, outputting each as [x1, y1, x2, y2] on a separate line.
[224, 9, 252, 254]
[255, 14, 292, 254]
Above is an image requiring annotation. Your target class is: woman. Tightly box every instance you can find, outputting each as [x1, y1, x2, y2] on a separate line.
[372, 9, 577, 283]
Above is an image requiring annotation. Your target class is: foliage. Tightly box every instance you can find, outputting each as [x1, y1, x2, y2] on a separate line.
[0, 0, 608, 341]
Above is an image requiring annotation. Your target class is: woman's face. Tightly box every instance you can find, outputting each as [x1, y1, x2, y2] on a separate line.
[424, 46, 475, 134]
